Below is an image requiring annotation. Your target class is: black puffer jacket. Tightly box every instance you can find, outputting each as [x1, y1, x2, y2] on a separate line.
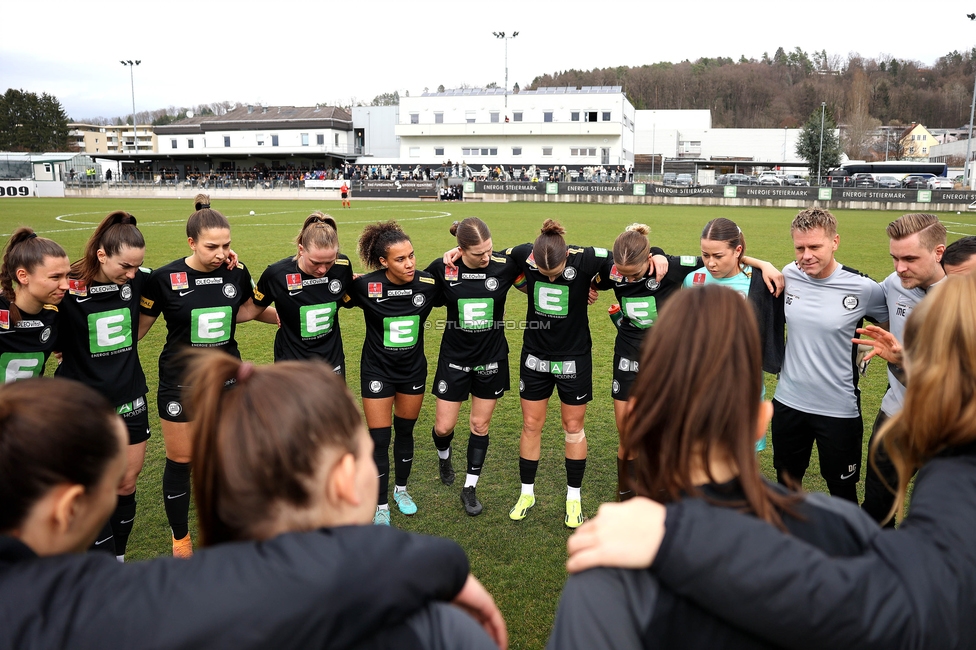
[653, 442, 976, 650]
[0, 525, 469, 650]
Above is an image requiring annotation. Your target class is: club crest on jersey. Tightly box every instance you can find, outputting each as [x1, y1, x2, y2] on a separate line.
[222, 284, 237, 298]
[369, 380, 383, 393]
[485, 277, 499, 291]
[120, 285, 132, 301]
[368, 282, 382, 298]
[445, 266, 459, 281]
[68, 279, 87, 297]
[40, 327, 51, 343]
[842, 294, 859, 311]
[563, 267, 577, 280]
[170, 273, 189, 290]
[286, 273, 303, 291]
[693, 273, 707, 286]
[329, 279, 342, 294]
[412, 294, 426, 307]
[609, 265, 623, 282]
[646, 278, 660, 291]
[0, 310, 8, 330]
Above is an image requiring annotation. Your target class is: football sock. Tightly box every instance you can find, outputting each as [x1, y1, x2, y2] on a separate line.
[110, 491, 137, 555]
[393, 416, 416, 486]
[566, 458, 586, 489]
[465, 433, 490, 488]
[370, 426, 392, 506]
[432, 427, 454, 459]
[163, 459, 191, 540]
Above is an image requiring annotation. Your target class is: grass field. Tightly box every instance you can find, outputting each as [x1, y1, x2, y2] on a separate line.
[2, 196, 974, 649]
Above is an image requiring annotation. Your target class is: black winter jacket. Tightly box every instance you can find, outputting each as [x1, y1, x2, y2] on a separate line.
[653, 442, 976, 650]
[0, 525, 468, 650]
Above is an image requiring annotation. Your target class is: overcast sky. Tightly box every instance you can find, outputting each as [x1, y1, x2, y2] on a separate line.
[3, 0, 975, 121]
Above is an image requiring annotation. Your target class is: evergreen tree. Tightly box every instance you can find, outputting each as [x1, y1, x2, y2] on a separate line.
[0, 89, 69, 152]
[796, 105, 841, 182]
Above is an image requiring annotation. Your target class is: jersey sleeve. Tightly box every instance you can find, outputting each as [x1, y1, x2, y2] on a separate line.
[667, 255, 701, 284]
[592, 251, 616, 290]
[237, 263, 255, 303]
[253, 264, 276, 308]
[864, 279, 888, 322]
[506, 243, 533, 272]
[585, 246, 613, 280]
[140, 271, 164, 316]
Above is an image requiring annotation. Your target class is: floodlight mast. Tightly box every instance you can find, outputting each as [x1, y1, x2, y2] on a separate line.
[493, 31, 518, 108]
[121, 60, 141, 153]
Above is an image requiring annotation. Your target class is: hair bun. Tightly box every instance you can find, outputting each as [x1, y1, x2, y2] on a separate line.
[625, 223, 650, 236]
[540, 219, 566, 236]
[449, 221, 460, 236]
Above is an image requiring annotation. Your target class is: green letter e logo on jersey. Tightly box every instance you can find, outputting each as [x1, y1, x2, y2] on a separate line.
[458, 298, 493, 330]
[0, 352, 44, 383]
[534, 282, 568, 316]
[384, 316, 420, 348]
[88, 309, 132, 353]
[191, 306, 232, 344]
[621, 296, 658, 329]
[300, 303, 336, 338]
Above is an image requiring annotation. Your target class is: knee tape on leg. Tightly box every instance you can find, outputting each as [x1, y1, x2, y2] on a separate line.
[564, 428, 586, 444]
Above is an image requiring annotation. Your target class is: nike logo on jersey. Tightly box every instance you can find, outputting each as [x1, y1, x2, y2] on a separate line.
[449, 282, 462, 286]
[166, 492, 188, 500]
[840, 470, 857, 480]
[289, 290, 302, 295]
[76, 297, 92, 303]
[179, 290, 194, 296]
[376, 298, 390, 302]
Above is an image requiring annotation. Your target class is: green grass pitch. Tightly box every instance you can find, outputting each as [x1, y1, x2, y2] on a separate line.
[2, 196, 973, 649]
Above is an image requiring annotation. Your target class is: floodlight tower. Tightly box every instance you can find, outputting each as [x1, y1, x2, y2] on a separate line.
[121, 60, 141, 152]
[493, 31, 518, 108]
[965, 13, 976, 188]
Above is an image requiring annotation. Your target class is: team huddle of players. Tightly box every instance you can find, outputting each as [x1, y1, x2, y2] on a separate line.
[2, 193, 975, 560]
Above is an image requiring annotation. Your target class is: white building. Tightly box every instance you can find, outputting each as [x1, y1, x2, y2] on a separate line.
[154, 104, 354, 156]
[395, 86, 636, 167]
[352, 105, 400, 160]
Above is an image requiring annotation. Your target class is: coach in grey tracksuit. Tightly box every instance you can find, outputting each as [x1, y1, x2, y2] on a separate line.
[771, 208, 887, 502]
[861, 214, 947, 525]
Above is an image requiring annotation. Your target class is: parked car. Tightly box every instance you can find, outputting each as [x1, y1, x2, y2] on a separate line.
[675, 174, 694, 187]
[826, 169, 854, 187]
[662, 172, 677, 186]
[852, 173, 877, 188]
[927, 177, 954, 190]
[783, 175, 810, 186]
[725, 173, 757, 185]
[903, 174, 935, 188]
[876, 175, 901, 188]
[715, 174, 729, 185]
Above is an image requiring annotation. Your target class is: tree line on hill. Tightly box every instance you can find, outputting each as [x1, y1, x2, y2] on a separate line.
[0, 89, 70, 152]
[528, 46, 976, 136]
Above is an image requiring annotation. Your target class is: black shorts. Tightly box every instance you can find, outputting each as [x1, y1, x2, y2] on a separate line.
[771, 399, 863, 492]
[158, 379, 236, 423]
[432, 355, 510, 402]
[362, 369, 427, 399]
[611, 354, 640, 401]
[518, 350, 592, 405]
[341, 192, 348, 199]
[116, 395, 151, 444]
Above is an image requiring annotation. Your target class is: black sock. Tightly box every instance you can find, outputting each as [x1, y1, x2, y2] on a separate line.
[111, 491, 137, 555]
[163, 459, 191, 540]
[370, 426, 392, 506]
[519, 457, 540, 485]
[467, 433, 490, 475]
[566, 458, 587, 489]
[89, 519, 116, 555]
[393, 416, 417, 486]
[432, 427, 454, 451]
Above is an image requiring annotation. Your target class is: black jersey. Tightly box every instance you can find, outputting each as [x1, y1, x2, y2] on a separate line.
[253, 255, 354, 363]
[425, 252, 520, 363]
[507, 243, 613, 357]
[594, 253, 700, 359]
[343, 270, 440, 371]
[140, 259, 254, 386]
[55, 270, 149, 405]
[0, 296, 58, 383]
